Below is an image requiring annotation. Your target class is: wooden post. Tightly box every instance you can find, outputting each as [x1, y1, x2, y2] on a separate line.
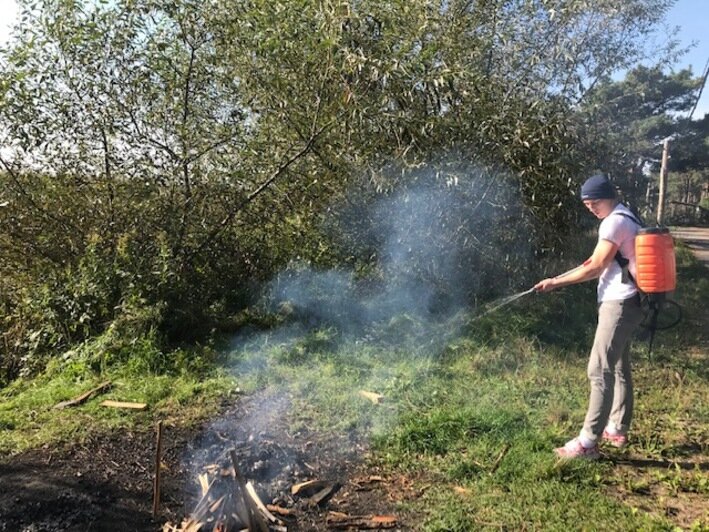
[152, 420, 164, 517]
[657, 138, 670, 225]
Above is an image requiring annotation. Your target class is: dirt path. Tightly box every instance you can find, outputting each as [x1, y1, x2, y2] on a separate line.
[672, 226, 709, 267]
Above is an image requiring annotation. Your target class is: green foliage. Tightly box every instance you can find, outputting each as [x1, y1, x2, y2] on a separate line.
[666, 115, 709, 225]
[0, 0, 682, 379]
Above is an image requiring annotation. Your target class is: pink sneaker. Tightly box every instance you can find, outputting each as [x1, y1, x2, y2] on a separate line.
[602, 430, 628, 448]
[554, 438, 600, 460]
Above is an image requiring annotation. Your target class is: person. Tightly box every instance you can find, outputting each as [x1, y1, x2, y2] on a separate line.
[534, 174, 644, 459]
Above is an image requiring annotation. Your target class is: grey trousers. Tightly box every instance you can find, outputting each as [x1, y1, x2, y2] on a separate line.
[581, 296, 644, 442]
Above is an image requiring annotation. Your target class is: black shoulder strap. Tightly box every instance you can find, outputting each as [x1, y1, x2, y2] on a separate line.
[612, 211, 644, 227]
[610, 210, 643, 278]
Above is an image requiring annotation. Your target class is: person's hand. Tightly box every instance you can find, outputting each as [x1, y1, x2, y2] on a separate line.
[534, 278, 558, 293]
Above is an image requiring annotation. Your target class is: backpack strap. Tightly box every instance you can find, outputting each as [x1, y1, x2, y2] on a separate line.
[612, 211, 643, 226]
[609, 211, 643, 284]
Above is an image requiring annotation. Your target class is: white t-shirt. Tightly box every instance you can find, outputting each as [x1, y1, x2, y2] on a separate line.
[597, 204, 641, 302]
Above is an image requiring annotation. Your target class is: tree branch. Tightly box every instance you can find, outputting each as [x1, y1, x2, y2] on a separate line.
[184, 134, 240, 165]
[0, 155, 82, 237]
[174, 41, 198, 261]
[182, 117, 337, 269]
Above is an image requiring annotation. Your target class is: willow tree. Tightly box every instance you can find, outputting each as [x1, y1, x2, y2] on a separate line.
[209, 0, 677, 226]
[0, 0, 676, 375]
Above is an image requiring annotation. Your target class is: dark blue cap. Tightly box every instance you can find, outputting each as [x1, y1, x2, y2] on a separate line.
[580, 174, 616, 200]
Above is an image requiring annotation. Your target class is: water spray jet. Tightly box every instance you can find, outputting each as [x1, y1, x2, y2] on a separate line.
[470, 287, 535, 321]
[470, 262, 589, 321]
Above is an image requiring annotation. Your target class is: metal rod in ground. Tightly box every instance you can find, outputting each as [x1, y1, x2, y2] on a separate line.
[152, 420, 164, 517]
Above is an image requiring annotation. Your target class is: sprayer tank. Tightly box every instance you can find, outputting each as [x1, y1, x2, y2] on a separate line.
[635, 227, 676, 294]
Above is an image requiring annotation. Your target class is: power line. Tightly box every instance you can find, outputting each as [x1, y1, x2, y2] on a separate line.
[688, 56, 709, 121]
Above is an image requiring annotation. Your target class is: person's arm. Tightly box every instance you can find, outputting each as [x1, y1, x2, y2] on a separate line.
[535, 239, 618, 293]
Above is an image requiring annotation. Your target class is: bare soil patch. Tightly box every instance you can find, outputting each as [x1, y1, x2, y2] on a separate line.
[0, 392, 408, 531]
[605, 451, 709, 529]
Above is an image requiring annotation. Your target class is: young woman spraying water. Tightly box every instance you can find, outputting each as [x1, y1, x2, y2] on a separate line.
[534, 174, 644, 459]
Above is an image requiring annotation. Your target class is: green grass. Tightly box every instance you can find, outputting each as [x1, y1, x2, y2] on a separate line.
[1, 244, 706, 529]
[361, 246, 707, 531]
[370, 342, 707, 530]
[0, 330, 239, 454]
[216, 290, 706, 529]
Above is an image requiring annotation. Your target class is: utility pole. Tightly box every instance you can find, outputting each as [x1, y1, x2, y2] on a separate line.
[657, 138, 670, 225]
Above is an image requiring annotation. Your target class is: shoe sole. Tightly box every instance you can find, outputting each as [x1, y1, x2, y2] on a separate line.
[602, 435, 628, 448]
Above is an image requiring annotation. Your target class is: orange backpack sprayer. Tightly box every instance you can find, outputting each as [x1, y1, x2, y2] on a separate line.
[615, 215, 681, 351]
[635, 227, 676, 295]
[473, 215, 681, 341]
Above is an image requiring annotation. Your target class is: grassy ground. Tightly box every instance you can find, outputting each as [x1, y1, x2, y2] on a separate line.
[0, 331, 238, 454]
[1, 244, 707, 530]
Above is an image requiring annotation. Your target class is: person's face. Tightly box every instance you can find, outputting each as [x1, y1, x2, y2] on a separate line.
[583, 198, 616, 219]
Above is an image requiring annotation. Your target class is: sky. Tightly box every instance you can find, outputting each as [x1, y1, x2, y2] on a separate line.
[0, 0, 707, 116]
[663, 0, 709, 117]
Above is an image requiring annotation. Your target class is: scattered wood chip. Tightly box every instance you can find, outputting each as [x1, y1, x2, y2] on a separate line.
[245, 482, 283, 525]
[100, 400, 148, 410]
[453, 486, 472, 496]
[198, 474, 210, 497]
[358, 390, 385, 404]
[291, 479, 329, 496]
[371, 516, 398, 527]
[326, 512, 398, 529]
[266, 504, 293, 517]
[308, 482, 341, 507]
[354, 475, 385, 483]
[204, 464, 220, 474]
[53, 381, 112, 409]
[192, 478, 217, 519]
[161, 517, 203, 532]
[209, 495, 226, 514]
[354, 475, 386, 490]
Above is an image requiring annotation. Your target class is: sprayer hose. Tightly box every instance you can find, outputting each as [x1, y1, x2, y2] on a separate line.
[641, 300, 682, 331]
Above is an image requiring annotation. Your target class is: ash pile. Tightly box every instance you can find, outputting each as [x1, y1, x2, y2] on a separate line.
[164, 394, 398, 531]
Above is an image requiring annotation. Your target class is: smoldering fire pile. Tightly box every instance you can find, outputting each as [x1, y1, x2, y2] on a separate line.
[164, 390, 396, 531]
[165, 461, 398, 531]
[163, 450, 287, 532]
